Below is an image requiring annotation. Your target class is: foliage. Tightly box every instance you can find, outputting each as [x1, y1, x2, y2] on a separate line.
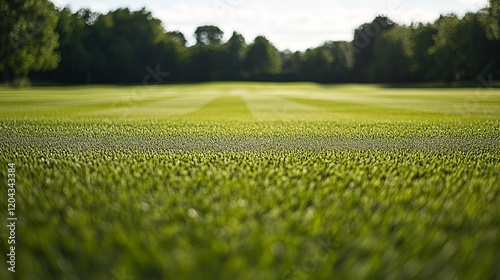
[429, 13, 492, 82]
[195, 25, 224, 46]
[352, 16, 395, 82]
[224, 32, 247, 80]
[300, 47, 334, 82]
[0, 0, 60, 82]
[406, 23, 438, 81]
[369, 26, 411, 83]
[2, 1, 499, 84]
[245, 36, 283, 77]
[168, 31, 187, 46]
[487, 0, 500, 39]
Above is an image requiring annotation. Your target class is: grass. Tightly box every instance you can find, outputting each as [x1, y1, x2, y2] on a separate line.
[0, 82, 499, 280]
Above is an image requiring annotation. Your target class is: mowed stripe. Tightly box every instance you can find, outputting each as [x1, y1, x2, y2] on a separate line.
[280, 96, 444, 120]
[0, 88, 183, 118]
[152, 93, 219, 116]
[186, 96, 253, 120]
[277, 87, 500, 116]
[242, 93, 323, 120]
[73, 94, 185, 118]
[285, 92, 461, 115]
[79, 93, 220, 120]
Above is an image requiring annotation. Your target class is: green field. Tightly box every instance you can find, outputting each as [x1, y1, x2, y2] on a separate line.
[0, 83, 499, 280]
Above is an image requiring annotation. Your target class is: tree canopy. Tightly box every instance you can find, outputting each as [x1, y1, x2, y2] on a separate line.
[1, 0, 499, 85]
[245, 36, 282, 77]
[0, 0, 60, 83]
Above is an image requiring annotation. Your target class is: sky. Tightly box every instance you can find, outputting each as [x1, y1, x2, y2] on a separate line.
[52, 0, 490, 51]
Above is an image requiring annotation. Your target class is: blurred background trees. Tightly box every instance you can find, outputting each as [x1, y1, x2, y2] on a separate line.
[353, 16, 395, 82]
[245, 35, 282, 79]
[1, 0, 499, 85]
[0, 0, 60, 85]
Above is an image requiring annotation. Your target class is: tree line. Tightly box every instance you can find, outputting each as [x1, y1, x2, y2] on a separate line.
[1, 0, 499, 85]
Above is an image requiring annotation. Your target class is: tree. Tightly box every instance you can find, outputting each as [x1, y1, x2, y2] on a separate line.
[487, 0, 500, 39]
[300, 47, 334, 82]
[167, 31, 187, 46]
[483, 0, 500, 77]
[194, 25, 224, 46]
[41, 7, 185, 84]
[245, 36, 282, 78]
[0, 0, 60, 83]
[40, 8, 95, 84]
[406, 23, 437, 81]
[86, 8, 181, 83]
[103, 8, 168, 83]
[352, 16, 395, 81]
[281, 50, 302, 79]
[429, 13, 492, 82]
[428, 15, 462, 82]
[459, 13, 494, 79]
[224, 31, 246, 80]
[188, 25, 226, 81]
[369, 26, 411, 83]
[321, 41, 354, 82]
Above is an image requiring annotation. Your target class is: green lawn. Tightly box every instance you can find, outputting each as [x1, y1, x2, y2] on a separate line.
[0, 83, 499, 280]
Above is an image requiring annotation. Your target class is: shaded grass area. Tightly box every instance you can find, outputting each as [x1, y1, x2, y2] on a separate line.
[187, 96, 253, 120]
[282, 96, 438, 120]
[1, 134, 499, 153]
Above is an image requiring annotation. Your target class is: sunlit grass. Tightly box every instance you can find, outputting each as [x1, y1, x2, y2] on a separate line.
[0, 83, 499, 280]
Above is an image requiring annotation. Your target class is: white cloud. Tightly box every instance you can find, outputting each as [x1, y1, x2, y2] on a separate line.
[52, 0, 70, 7]
[391, 6, 441, 25]
[459, 0, 488, 5]
[88, 2, 110, 13]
